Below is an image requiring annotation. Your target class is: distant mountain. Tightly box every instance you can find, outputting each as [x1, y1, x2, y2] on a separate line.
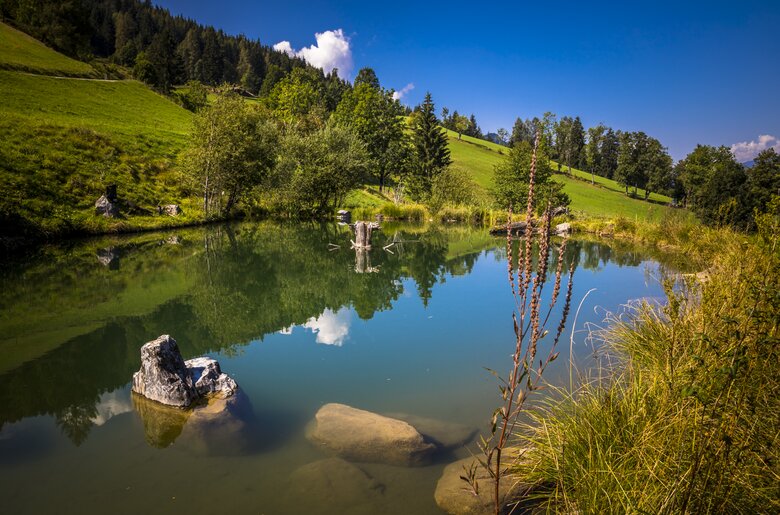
[742, 160, 755, 168]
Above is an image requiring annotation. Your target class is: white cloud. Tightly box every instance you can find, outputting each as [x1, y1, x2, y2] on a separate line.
[273, 29, 353, 80]
[392, 82, 415, 101]
[91, 389, 133, 426]
[730, 134, 780, 163]
[303, 307, 352, 346]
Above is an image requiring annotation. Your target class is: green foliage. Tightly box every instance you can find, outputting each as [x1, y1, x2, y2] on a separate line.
[519, 228, 780, 513]
[265, 67, 328, 131]
[182, 92, 279, 217]
[492, 140, 570, 212]
[173, 80, 208, 112]
[429, 168, 480, 213]
[615, 131, 673, 199]
[332, 81, 407, 191]
[408, 92, 452, 200]
[675, 144, 751, 228]
[268, 124, 369, 215]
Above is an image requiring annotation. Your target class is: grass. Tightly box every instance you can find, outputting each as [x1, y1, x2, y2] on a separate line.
[514, 223, 780, 512]
[446, 130, 678, 221]
[0, 22, 96, 77]
[0, 69, 195, 239]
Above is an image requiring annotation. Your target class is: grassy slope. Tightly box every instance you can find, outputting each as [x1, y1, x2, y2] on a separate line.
[0, 22, 95, 77]
[0, 25, 196, 238]
[446, 129, 677, 220]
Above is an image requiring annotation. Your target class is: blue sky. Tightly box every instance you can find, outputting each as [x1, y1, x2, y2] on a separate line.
[154, 0, 780, 161]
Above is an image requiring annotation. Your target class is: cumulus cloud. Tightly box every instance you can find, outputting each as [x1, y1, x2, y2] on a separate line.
[730, 134, 780, 163]
[273, 29, 353, 80]
[302, 308, 352, 346]
[392, 82, 415, 101]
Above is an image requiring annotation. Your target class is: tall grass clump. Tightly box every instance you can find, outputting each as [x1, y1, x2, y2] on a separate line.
[517, 203, 780, 513]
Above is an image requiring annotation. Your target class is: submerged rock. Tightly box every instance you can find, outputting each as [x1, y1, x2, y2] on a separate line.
[132, 335, 196, 408]
[286, 458, 385, 514]
[434, 448, 534, 515]
[384, 413, 477, 452]
[306, 403, 436, 466]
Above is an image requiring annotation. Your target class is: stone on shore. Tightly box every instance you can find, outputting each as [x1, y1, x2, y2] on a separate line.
[306, 403, 436, 466]
[95, 194, 119, 217]
[554, 222, 572, 236]
[286, 458, 385, 514]
[161, 204, 182, 216]
[434, 448, 534, 515]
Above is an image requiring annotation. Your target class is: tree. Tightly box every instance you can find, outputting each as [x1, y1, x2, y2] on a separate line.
[408, 92, 452, 200]
[510, 117, 533, 146]
[747, 148, 780, 222]
[354, 67, 380, 89]
[453, 113, 469, 140]
[492, 140, 569, 212]
[266, 68, 327, 131]
[641, 138, 673, 200]
[183, 92, 279, 217]
[600, 127, 619, 179]
[570, 116, 586, 169]
[467, 114, 482, 139]
[332, 81, 406, 192]
[586, 124, 606, 184]
[272, 125, 369, 215]
[676, 145, 749, 227]
[497, 128, 509, 146]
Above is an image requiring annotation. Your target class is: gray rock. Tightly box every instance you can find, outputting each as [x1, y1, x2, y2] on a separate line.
[434, 448, 535, 515]
[185, 356, 238, 398]
[551, 206, 568, 217]
[131, 335, 197, 408]
[286, 458, 384, 514]
[306, 403, 436, 466]
[95, 194, 119, 217]
[554, 222, 572, 236]
[161, 204, 182, 216]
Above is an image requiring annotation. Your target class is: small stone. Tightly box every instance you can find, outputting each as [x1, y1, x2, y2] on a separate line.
[185, 356, 238, 398]
[554, 222, 572, 236]
[161, 204, 182, 216]
[95, 194, 119, 217]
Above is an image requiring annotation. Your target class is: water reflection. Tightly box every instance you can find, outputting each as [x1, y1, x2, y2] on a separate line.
[0, 222, 680, 448]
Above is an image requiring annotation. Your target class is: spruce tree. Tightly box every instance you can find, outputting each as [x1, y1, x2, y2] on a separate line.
[409, 92, 451, 199]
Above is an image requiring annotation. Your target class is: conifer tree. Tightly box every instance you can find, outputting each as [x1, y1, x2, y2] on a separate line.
[409, 92, 451, 199]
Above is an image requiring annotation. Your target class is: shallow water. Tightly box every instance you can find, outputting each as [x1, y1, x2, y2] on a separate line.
[0, 222, 674, 514]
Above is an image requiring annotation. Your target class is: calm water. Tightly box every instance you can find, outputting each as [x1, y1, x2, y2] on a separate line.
[0, 222, 675, 514]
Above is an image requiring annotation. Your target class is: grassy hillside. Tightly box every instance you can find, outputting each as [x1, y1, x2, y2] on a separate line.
[0, 26, 197, 240]
[446, 130, 677, 220]
[0, 22, 96, 77]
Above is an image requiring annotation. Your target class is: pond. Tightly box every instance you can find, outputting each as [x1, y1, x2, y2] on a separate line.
[0, 221, 677, 514]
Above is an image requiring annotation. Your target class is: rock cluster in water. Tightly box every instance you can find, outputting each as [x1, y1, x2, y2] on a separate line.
[131, 334, 237, 408]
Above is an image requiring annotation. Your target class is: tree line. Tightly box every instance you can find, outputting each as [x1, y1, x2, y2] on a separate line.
[0, 0, 320, 93]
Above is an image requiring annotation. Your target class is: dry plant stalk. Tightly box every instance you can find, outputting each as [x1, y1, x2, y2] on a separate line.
[465, 132, 575, 515]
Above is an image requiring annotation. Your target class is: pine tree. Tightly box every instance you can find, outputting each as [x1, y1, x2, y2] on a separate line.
[409, 92, 451, 199]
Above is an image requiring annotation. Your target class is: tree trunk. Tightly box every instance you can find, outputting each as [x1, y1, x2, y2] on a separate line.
[353, 221, 374, 249]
